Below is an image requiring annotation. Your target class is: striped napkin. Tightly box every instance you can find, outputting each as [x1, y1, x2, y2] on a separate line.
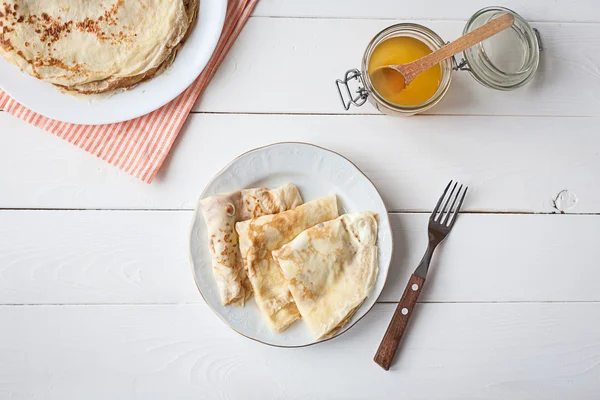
[0, 0, 257, 183]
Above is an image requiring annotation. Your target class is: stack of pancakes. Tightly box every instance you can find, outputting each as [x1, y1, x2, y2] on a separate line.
[0, 0, 199, 94]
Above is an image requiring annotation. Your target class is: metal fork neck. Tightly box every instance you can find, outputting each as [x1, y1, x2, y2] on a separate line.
[414, 242, 437, 279]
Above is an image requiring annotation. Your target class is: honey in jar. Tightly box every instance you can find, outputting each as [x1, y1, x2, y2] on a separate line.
[367, 36, 442, 107]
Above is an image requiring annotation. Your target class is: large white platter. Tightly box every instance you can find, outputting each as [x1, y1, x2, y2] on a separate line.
[0, 0, 226, 125]
[189, 142, 393, 347]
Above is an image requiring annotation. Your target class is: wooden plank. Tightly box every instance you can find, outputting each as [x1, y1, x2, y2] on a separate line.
[194, 18, 600, 116]
[383, 213, 600, 302]
[253, 0, 600, 22]
[1, 211, 598, 304]
[0, 113, 598, 213]
[1, 303, 599, 399]
[0, 210, 200, 305]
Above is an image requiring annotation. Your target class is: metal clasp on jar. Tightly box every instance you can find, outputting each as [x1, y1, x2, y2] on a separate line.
[335, 69, 369, 110]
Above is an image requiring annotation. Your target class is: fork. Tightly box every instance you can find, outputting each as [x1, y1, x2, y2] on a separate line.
[374, 180, 468, 371]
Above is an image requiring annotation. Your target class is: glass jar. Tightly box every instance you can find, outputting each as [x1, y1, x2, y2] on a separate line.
[336, 7, 541, 115]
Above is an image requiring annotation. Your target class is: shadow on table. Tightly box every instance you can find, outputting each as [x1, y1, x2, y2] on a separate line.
[380, 214, 412, 301]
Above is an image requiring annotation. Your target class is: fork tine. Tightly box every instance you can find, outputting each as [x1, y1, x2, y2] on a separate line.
[430, 181, 453, 221]
[448, 186, 468, 228]
[437, 181, 458, 222]
[442, 184, 463, 225]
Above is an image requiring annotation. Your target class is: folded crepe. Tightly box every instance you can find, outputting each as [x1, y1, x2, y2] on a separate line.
[0, 0, 199, 93]
[272, 212, 378, 339]
[236, 195, 339, 332]
[200, 183, 303, 306]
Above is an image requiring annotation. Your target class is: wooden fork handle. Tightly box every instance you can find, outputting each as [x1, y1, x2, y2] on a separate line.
[374, 274, 425, 370]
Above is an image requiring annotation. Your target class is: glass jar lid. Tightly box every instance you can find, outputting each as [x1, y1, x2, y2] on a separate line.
[462, 7, 541, 90]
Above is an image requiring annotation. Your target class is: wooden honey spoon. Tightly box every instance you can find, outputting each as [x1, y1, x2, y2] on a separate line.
[372, 13, 515, 97]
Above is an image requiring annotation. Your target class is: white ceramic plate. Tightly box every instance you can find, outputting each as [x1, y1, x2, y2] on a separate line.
[0, 0, 226, 125]
[189, 142, 393, 347]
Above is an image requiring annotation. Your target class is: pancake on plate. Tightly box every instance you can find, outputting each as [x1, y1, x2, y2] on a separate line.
[236, 195, 339, 332]
[272, 212, 379, 339]
[0, 0, 199, 94]
[199, 184, 303, 307]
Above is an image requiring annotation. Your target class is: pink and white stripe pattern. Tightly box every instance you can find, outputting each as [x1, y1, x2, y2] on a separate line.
[0, 0, 258, 183]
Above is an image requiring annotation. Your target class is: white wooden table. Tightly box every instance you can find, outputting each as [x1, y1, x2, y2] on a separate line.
[2, 1, 600, 398]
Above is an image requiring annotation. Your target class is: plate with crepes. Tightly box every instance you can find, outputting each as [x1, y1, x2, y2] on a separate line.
[0, 0, 226, 125]
[189, 142, 393, 347]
